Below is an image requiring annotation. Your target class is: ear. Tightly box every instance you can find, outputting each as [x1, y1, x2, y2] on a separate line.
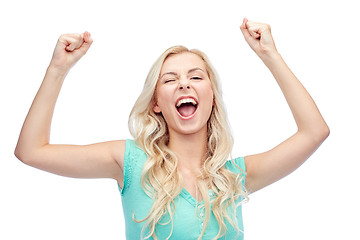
[153, 101, 161, 113]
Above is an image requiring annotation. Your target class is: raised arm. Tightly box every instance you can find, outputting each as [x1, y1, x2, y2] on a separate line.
[240, 18, 330, 193]
[14, 32, 125, 186]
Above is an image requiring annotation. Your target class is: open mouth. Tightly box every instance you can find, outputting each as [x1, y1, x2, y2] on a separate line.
[175, 97, 198, 118]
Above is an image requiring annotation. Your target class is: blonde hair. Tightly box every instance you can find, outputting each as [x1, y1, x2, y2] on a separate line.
[128, 46, 248, 239]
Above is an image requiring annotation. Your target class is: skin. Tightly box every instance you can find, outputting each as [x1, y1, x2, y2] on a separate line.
[153, 52, 215, 198]
[14, 18, 329, 201]
[240, 18, 329, 192]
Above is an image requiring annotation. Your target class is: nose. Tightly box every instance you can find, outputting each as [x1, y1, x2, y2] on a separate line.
[179, 78, 190, 90]
[179, 84, 190, 90]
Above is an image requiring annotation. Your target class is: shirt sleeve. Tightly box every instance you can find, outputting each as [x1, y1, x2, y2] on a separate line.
[225, 157, 246, 186]
[117, 139, 133, 195]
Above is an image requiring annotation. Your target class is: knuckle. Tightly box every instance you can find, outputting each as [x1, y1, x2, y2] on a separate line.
[59, 34, 67, 40]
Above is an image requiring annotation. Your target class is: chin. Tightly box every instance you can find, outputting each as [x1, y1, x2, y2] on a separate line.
[171, 122, 208, 136]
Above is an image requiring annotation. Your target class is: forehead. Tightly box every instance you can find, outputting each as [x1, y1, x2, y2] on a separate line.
[160, 52, 206, 74]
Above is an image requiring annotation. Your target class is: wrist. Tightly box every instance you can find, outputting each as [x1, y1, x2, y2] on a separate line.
[261, 51, 283, 69]
[47, 63, 70, 76]
[46, 65, 69, 83]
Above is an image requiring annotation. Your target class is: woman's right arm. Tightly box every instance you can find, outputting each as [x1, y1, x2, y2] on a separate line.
[14, 32, 125, 186]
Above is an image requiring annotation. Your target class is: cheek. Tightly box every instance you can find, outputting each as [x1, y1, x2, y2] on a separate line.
[202, 83, 214, 104]
[155, 88, 173, 111]
[157, 91, 170, 105]
[198, 87, 214, 116]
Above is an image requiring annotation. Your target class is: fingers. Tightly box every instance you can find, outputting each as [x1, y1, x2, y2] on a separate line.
[50, 32, 93, 70]
[240, 18, 277, 58]
[240, 18, 250, 38]
[247, 22, 262, 39]
[83, 31, 92, 44]
[240, 18, 258, 48]
[241, 18, 270, 39]
[78, 31, 93, 55]
[62, 34, 83, 52]
[59, 32, 93, 53]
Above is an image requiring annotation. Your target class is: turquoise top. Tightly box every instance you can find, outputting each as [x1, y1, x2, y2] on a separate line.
[118, 140, 246, 240]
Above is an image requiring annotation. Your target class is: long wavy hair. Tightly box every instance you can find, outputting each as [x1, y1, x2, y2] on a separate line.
[128, 46, 248, 239]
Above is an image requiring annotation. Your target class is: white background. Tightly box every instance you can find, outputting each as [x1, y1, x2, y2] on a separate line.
[1, 0, 359, 239]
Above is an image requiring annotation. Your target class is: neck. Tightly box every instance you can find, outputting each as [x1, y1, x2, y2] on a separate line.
[168, 128, 208, 170]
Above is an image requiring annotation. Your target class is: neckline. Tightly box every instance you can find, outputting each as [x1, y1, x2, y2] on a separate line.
[180, 188, 200, 206]
[180, 188, 215, 207]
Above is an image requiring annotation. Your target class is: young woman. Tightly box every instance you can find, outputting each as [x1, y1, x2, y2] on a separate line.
[15, 18, 329, 239]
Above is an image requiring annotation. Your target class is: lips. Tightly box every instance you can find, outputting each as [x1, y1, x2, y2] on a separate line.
[175, 96, 198, 119]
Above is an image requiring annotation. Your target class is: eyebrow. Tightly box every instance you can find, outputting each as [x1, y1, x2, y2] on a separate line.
[188, 67, 205, 74]
[160, 68, 205, 79]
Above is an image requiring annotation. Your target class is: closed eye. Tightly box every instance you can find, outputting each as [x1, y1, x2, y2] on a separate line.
[164, 79, 176, 83]
[191, 77, 202, 80]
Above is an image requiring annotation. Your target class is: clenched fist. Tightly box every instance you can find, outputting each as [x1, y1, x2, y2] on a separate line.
[49, 32, 93, 72]
[240, 18, 278, 60]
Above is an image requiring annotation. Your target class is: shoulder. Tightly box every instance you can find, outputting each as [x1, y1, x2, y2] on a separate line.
[118, 139, 148, 194]
[112, 139, 146, 159]
[123, 139, 147, 159]
[224, 157, 247, 188]
[111, 139, 148, 171]
[224, 157, 246, 175]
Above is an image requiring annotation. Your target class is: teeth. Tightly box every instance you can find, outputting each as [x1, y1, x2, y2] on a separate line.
[176, 98, 197, 107]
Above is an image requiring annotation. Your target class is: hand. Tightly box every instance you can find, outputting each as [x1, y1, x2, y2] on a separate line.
[240, 18, 278, 60]
[49, 32, 93, 72]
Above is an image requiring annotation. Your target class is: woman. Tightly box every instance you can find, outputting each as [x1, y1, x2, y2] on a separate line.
[15, 18, 329, 239]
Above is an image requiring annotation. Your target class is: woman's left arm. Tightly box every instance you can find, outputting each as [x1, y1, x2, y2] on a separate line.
[240, 18, 330, 193]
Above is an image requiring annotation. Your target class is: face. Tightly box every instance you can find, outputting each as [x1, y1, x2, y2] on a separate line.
[153, 52, 214, 136]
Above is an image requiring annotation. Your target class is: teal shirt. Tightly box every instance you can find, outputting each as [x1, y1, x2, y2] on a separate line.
[118, 140, 246, 240]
